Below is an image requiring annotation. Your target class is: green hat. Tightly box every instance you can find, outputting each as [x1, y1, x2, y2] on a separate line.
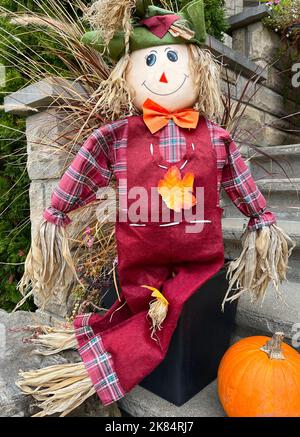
[82, 0, 206, 61]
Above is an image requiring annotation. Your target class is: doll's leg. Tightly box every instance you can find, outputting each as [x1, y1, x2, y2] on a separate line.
[75, 263, 171, 342]
[74, 297, 182, 405]
[115, 223, 173, 313]
[117, 263, 171, 313]
[73, 260, 224, 406]
[162, 258, 225, 309]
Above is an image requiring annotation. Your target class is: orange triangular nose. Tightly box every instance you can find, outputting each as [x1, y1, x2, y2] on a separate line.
[159, 72, 168, 83]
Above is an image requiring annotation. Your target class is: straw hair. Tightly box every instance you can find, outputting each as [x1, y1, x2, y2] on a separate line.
[16, 362, 94, 417]
[89, 55, 136, 121]
[87, 0, 136, 121]
[17, 220, 80, 308]
[188, 44, 222, 118]
[222, 224, 295, 310]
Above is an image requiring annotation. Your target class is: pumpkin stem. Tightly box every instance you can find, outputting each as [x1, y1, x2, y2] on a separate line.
[260, 332, 285, 360]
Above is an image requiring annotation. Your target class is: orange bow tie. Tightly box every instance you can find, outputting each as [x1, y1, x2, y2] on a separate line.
[142, 99, 199, 134]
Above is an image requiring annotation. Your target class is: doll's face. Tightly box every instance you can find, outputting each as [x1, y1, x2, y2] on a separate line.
[126, 44, 198, 112]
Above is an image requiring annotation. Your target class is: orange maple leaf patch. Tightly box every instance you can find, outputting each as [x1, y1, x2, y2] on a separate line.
[157, 166, 197, 212]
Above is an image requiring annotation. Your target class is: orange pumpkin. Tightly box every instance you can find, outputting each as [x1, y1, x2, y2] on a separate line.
[218, 332, 300, 417]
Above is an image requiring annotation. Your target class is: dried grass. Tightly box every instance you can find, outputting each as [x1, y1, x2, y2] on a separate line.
[84, 0, 135, 46]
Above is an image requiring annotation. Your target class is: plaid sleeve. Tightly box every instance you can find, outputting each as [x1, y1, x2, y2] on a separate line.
[43, 122, 123, 226]
[219, 130, 277, 231]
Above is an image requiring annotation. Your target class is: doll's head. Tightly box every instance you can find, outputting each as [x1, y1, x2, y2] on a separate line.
[125, 43, 221, 114]
[82, 0, 221, 119]
[126, 44, 197, 112]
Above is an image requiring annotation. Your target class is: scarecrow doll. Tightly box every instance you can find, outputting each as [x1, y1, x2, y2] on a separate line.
[16, 0, 294, 416]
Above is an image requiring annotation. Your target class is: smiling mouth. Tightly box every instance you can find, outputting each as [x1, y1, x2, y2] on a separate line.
[142, 74, 188, 96]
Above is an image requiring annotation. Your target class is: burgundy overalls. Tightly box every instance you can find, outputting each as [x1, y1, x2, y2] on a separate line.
[74, 115, 225, 404]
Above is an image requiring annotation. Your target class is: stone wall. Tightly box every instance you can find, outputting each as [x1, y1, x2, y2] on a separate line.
[225, 0, 243, 18]
[229, 5, 300, 141]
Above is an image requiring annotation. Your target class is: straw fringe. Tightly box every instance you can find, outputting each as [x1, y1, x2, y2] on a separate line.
[17, 220, 80, 308]
[17, 362, 94, 417]
[30, 325, 77, 356]
[141, 286, 169, 338]
[84, 0, 135, 46]
[222, 224, 295, 310]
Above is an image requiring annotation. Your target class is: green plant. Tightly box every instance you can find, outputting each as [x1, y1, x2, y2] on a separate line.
[203, 0, 228, 41]
[262, 0, 300, 47]
[0, 0, 116, 313]
[0, 0, 93, 311]
[0, 1, 32, 311]
[160, 0, 228, 40]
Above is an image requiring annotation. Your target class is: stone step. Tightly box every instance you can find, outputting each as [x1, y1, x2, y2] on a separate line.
[223, 178, 300, 221]
[222, 218, 300, 282]
[249, 144, 300, 181]
[257, 178, 300, 192]
[118, 380, 226, 417]
[223, 217, 300, 342]
[236, 280, 300, 343]
[223, 217, 300, 245]
[118, 334, 250, 418]
[119, 328, 299, 418]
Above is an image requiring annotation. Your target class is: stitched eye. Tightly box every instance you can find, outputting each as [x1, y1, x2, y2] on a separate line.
[146, 53, 157, 67]
[167, 50, 178, 62]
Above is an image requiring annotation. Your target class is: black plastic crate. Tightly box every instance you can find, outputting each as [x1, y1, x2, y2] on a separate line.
[103, 262, 237, 406]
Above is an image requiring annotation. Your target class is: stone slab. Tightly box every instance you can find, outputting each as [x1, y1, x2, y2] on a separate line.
[228, 5, 269, 32]
[222, 217, 300, 246]
[249, 144, 300, 181]
[4, 78, 89, 115]
[225, 0, 243, 18]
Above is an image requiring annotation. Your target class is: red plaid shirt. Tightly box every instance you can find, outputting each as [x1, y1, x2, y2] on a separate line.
[43, 118, 276, 231]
